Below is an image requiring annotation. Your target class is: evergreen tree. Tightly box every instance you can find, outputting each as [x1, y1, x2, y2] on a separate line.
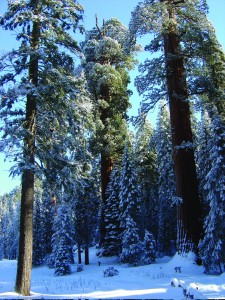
[130, 0, 207, 251]
[38, 181, 56, 261]
[188, 20, 225, 124]
[196, 110, 212, 219]
[51, 201, 75, 269]
[81, 17, 137, 244]
[102, 166, 121, 256]
[119, 145, 144, 263]
[119, 145, 142, 234]
[54, 236, 72, 276]
[0, 0, 84, 294]
[154, 102, 176, 256]
[134, 120, 158, 236]
[73, 176, 99, 265]
[32, 182, 45, 266]
[0, 187, 20, 260]
[199, 115, 225, 273]
[142, 229, 156, 264]
[120, 217, 144, 265]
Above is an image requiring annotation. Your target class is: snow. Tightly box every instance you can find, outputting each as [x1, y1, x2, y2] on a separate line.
[0, 248, 225, 299]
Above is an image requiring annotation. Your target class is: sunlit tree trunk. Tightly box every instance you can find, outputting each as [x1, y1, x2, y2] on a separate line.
[162, 0, 203, 252]
[15, 18, 39, 295]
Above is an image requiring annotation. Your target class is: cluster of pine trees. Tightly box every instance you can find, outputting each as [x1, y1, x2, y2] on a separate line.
[0, 0, 224, 296]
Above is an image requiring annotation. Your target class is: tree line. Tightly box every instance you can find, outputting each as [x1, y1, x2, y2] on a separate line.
[0, 0, 224, 296]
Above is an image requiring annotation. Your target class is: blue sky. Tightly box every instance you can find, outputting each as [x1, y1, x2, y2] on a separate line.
[0, 0, 225, 195]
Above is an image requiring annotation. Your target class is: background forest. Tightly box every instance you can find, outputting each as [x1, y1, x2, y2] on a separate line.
[0, 0, 225, 296]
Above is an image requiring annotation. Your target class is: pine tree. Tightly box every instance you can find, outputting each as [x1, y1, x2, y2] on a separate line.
[51, 201, 75, 270]
[134, 120, 158, 236]
[73, 175, 99, 265]
[0, 0, 84, 294]
[119, 145, 142, 234]
[32, 182, 45, 266]
[196, 110, 212, 219]
[102, 166, 121, 256]
[154, 102, 176, 256]
[199, 115, 225, 273]
[54, 236, 72, 276]
[142, 229, 156, 264]
[0, 188, 20, 260]
[119, 145, 144, 264]
[120, 217, 144, 265]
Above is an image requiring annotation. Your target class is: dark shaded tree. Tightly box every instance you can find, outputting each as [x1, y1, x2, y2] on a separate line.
[199, 115, 225, 273]
[32, 182, 46, 266]
[73, 176, 99, 265]
[154, 102, 176, 255]
[142, 229, 156, 264]
[54, 236, 72, 276]
[196, 110, 212, 219]
[102, 166, 121, 256]
[133, 120, 158, 236]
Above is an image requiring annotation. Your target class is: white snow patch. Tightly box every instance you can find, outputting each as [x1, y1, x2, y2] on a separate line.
[0, 248, 225, 299]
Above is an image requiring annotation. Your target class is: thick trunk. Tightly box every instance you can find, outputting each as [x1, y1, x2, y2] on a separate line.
[15, 18, 39, 296]
[163, 2, 202, 251]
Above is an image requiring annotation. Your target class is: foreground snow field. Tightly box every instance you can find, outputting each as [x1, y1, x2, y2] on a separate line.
[0, 248, 225, 299]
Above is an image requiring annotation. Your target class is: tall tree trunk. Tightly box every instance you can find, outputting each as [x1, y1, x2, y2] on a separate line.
[162, 1, 203, 251]
[15, 19, 39, 296]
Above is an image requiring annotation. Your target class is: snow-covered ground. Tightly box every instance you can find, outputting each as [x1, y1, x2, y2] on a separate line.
[0, 248, 225, 299]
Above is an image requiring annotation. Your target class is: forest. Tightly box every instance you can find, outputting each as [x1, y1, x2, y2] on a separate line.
[0, 0, 225, 297]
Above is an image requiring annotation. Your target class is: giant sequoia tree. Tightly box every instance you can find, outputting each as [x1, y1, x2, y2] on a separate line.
[0, 0, 84, 295]
[129, 0, 214, 251]
[82, 18, 137, 244]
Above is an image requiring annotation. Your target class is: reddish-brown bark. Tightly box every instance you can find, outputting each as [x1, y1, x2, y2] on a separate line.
[162, 1, 203, 251]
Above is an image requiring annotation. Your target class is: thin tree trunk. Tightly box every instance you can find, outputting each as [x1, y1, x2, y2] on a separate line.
[78, 244, 82, 264]
[162, 1, 202, 251]
[84, 245, 89, 265]
[15, 18, 39, 296]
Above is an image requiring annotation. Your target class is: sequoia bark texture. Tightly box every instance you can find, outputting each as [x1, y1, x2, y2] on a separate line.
[162, 0, 203, 251]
